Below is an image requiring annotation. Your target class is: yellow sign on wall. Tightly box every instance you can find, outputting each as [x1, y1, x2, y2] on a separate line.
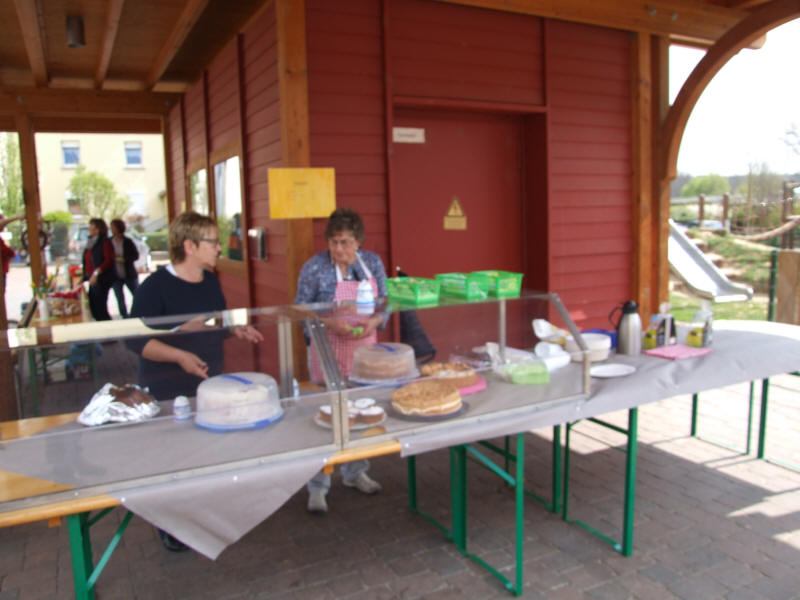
[268, 168, 336, 219]
[443, 196, 467, 230]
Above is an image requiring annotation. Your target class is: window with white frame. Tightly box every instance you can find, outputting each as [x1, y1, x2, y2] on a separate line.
[124, 141, 143, 167]
[61, 141, 80, 168]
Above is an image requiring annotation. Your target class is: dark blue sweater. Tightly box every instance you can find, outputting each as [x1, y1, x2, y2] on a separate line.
[128, 266, 227, 400]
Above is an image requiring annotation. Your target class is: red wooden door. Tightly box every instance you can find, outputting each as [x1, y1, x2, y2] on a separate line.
[390, 109, 523, 277]
[390, 109, 527, 358]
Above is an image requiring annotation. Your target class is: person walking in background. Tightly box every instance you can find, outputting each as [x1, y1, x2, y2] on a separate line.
[82, 217, 116, 321]
[0, 214, 23, 293]
[109, 218, 139, 318]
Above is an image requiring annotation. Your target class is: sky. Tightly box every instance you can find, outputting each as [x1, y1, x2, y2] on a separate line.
[670, 17, 800, 177]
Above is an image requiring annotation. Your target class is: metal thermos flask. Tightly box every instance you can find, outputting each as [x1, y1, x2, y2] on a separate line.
[610, 300, 642, 356]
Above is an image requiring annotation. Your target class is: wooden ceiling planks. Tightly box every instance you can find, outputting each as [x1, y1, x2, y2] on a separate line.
[12, 0, 48, 86]
[94, 0, 126, 87]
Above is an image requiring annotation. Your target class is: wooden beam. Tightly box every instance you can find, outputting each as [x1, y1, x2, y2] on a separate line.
[31, 116, 162, 133]
[276, 0, 313, 379]
[13, 0, 47, 87]
[0, 88, 179, 118]
[146, 0, 211, 89]
[631, 33, 653, 317]
[95, 0, 126, 88]
[661, 0, 800, 182]
[435, 0, 748, 44]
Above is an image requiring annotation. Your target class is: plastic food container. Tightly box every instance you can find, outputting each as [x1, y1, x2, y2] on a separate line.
[565, 332, 612, 362]
[435, 272, 489, 300]
[386, 277, 440, 305]
[470, 271, 523, 297]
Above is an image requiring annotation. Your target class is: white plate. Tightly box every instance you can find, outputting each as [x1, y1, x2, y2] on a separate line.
[590, 363, 636, 378]
[313, 412, 387, 430]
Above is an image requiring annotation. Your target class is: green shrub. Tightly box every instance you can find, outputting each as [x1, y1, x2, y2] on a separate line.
[145, 231, 168, 252]
[43, 210, 73, 224]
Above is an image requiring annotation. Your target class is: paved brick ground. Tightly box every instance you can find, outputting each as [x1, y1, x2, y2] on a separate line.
[2, 374, 799, 599]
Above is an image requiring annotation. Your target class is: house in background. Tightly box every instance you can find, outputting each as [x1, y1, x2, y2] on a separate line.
[35, 133, 166, 230]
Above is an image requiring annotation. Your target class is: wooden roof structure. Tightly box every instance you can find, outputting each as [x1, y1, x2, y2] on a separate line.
[1, 0, 798, 421]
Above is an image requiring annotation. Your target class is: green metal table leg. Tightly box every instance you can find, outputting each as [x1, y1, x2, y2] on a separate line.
[66, 513, 95, 600]
[690, 385, 755, 455]
[758, 378, 770, 459]
[65, 509, 134, 600]
[562, 412, 638, 556]
[622, 408, 638, 557]
[407, 455, 417, 511]
[450, 446, 467, 553]
[504, 435, 510, 474]
[561, 422, 572, 521]
[551, 425, 562, 514]
[745, 382, 754, 456]
[513, 433, 524, 595]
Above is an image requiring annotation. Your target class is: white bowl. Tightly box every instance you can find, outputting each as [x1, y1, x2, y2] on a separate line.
[565, 333, 612, 362]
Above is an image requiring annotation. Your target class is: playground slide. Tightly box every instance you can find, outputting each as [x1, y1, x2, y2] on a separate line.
[668, 219, 754, 303]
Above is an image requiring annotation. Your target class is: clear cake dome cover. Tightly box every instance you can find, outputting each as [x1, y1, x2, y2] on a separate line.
[197, 372, 279, 398]
[351, 342, 417, 382]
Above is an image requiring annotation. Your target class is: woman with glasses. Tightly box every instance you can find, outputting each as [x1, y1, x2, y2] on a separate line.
[128, 210, 262, 552]
[294, 207, 388, 514]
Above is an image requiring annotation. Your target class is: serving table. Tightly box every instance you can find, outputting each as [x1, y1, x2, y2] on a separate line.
[2, 296, 799, 599]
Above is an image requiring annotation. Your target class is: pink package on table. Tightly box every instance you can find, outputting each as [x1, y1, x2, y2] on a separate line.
[644, 344, 712, 360]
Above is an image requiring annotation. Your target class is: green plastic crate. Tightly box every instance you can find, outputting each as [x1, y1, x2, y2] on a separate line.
[435, 272, 489, 300]
[386, 276, 440, 305]
[471, 270, 523, 297]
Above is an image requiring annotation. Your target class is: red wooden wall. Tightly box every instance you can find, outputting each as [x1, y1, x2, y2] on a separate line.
[390, 0, 544, 107]
[306, 0, 389, 263]
[242, 7, 286, 311]
[206, 40, 240, 155]
[546, 20, 632, 326]
[167, 0, 634, 338]
[166, 103, 185, 213]
[183, 79, 206, 168]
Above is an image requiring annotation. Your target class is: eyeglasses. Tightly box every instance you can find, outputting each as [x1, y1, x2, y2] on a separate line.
[199, 237, 221, 246]
[328, 237, 357, 248]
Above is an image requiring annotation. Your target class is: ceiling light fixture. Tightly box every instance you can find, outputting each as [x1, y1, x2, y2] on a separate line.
[66, 15, 85, 48]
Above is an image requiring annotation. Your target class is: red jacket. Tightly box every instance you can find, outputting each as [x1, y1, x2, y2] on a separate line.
[0, 238, 15, 274]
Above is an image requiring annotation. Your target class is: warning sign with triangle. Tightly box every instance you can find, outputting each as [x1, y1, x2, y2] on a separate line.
[443, 196, 467, 230]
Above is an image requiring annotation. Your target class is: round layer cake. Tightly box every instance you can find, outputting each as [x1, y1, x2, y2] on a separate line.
[391, 380, 462, 417]
[420, 361, 477, 388]
[351, 342, 416, 381]
[195, 372, 282, 431]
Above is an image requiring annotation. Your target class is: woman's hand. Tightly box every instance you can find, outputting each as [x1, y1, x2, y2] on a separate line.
[232, 325, 264, 343]
[176, 350, 209, 379]
[353, 314, 383, 339]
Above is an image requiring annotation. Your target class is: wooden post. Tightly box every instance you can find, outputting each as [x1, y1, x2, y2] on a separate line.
[15, 114, 44, 288]
[697, 194, 705, 226]
[776, 250, 800, 325]
[722, 193, 729, 227]
[0, 272, 19, 421]
[631, 32, 653, 315]
[276, 0, 314, 380]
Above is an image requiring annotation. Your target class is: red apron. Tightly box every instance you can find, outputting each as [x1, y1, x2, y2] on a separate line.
[310, 256, 378, 383]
